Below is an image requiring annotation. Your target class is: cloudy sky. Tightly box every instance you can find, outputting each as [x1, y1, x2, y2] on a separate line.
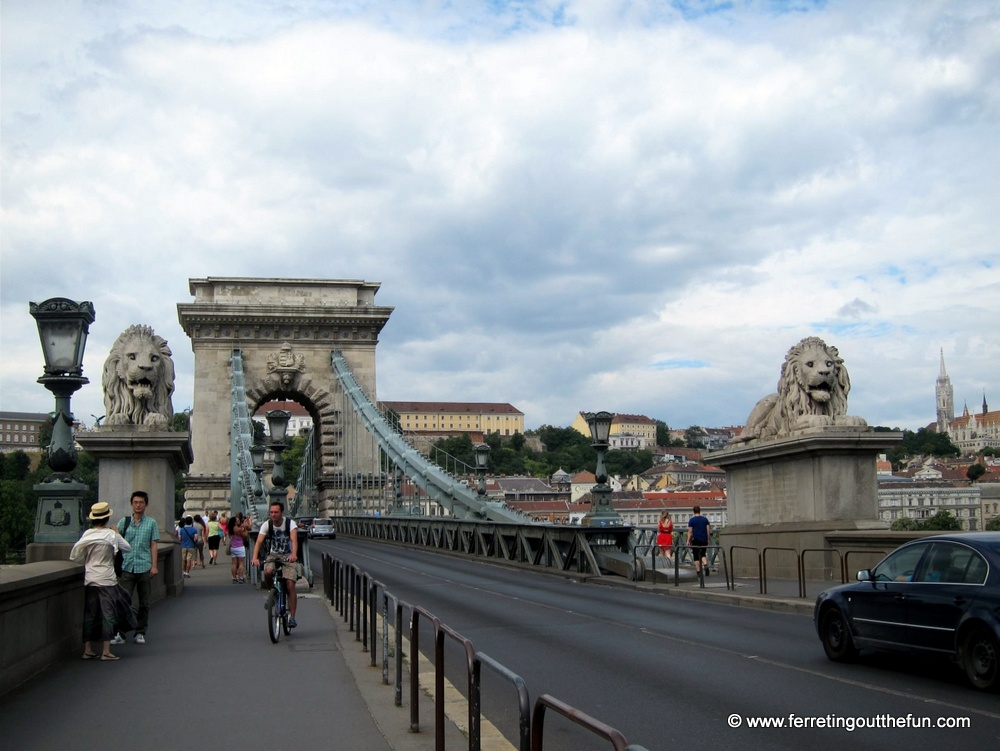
[2, 0, 998, 435]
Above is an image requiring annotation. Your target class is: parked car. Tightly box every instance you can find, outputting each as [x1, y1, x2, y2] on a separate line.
[814, 532, 1000, 691]
[295, 517, 314, 538]
[309, 519, 336, 540]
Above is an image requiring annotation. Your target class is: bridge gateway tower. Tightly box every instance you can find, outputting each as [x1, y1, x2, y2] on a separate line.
[177, 278, 393, 516]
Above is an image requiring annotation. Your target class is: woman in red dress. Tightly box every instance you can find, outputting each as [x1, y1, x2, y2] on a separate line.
[656, 511, 674, 562]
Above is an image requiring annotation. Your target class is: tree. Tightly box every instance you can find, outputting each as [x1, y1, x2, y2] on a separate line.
[1, 451, 32, 482]
[172, 409, 191, 432]
[282, 434, 309, 487]
[654, 420, 671, 448]
[890, 517, 920, 531]
[0, 479, 35, 562]
[985, 516, 1000, 531]
[966, 463, 986, 483]
[605, 449, 654, 478]
[685, 426, 707, 449]
[875, 426, 960, 469]
[920, 510, 962, 531]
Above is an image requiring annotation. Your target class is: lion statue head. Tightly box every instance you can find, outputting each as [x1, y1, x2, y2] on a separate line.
[101, 324, 175, 429]
[736, 336, 865, 442]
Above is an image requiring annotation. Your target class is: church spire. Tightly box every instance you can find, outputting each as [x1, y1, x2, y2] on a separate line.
[984, 390, 989, 416]
[935, 348, 955, 433]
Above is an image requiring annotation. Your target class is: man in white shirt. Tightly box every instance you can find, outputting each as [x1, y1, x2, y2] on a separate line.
[252, 500, 300, 628]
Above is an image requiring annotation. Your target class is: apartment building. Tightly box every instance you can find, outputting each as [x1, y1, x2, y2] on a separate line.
[381, 401, 524, 437]
[569, 412, 656, 450]
[0, 412, 49, 453]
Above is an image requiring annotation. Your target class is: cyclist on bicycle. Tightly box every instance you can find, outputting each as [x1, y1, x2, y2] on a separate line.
[251, 500, 301, 628]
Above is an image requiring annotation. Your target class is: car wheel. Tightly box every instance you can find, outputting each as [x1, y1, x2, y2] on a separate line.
[961, 625, 999, 692]
[820, 607, 859, 662]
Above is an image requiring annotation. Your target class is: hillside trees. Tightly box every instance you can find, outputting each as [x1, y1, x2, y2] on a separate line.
[873, 426, 960, 468]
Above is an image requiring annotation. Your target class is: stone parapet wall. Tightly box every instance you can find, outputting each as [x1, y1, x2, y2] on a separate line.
[0, 544, 182, 697]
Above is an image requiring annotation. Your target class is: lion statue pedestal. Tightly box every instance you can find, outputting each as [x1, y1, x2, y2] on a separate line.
[707, 337, 902, 579]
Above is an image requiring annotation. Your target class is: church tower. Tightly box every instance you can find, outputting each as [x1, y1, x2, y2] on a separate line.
[936, 349, 954, 433]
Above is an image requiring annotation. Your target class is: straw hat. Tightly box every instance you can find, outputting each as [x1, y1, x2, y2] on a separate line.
[88, 502, 113, 521]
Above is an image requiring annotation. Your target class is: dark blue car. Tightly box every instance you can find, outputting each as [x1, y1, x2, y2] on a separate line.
[814, 532, 1000, 691]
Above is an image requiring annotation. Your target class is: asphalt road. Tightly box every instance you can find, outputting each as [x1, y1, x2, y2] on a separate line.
[310, 537, 1000, 751]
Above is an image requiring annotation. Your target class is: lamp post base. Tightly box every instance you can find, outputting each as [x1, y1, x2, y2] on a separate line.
[27, 477, 89, 561]
[581, 484, 624, 527]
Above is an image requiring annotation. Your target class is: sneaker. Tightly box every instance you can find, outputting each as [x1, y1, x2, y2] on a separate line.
[111, 634, 126, 646]
[182, 572, 190, 578]
[288, 617, 297, 628]
[238, 577, 245, 583]
[232, 578, 239, 583]
[264, 591, 275, 610]
[134, 634, 146, 645]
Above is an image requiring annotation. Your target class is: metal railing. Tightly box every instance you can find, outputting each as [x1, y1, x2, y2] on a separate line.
[728, 544, 889, 598]
[324, 553, 649, 751]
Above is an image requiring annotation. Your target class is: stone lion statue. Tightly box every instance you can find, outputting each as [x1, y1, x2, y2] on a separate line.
[102, 324, 175, 428]
[736, 336, 866, 443]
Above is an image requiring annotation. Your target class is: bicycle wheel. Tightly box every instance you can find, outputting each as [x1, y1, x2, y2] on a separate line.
[281, 581, 292, 635]
[268, 588, 281, 643]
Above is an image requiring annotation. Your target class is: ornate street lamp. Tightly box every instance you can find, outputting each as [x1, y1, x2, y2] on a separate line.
[581, 411, 622, 527]
[28, 298, 95, 552]
[249, 443, 266, 498]
[265, 409, 291, 492]
[30, 298, 95, 474]
[393, 466, 405, 515]
[474, 443, 490, 498]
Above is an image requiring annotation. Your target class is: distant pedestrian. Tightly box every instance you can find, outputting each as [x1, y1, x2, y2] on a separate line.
[113, 490, 159, 646]
[656, 511, 674, 562]
[194, 514, 208, 568]
[207, 511, 222, 565]
[179, 516, 200, 577]
[228, 514, 247, 583]
[70, 502, 137, 661]
[686, 505, 711, 576]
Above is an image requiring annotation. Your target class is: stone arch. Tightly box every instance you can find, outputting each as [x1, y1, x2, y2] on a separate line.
[244, 379, 342, 476]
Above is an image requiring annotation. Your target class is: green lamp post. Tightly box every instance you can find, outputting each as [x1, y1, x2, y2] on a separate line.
[28, 298, 96, 554]
[474, 443, 490, 498]
[581, 411, 623, 527]
[265, 409, 291, 507]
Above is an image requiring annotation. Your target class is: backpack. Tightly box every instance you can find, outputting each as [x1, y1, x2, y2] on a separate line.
[265, 516, 292, 557]
[114, 516, 131, 577]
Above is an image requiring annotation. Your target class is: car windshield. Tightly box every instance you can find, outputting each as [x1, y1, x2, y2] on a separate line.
[314, 519, 332, 525]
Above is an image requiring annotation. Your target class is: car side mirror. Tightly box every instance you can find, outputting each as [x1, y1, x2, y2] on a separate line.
[856, 569, 872, 582]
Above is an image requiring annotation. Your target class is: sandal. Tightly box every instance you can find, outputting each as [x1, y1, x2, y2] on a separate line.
[100, 654, 119, 661]
[82, 653, 98, 660]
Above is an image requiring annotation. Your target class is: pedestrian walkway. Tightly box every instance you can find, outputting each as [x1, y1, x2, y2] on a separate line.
[0, 554, 467, 751]
[598, 561, 818, 616]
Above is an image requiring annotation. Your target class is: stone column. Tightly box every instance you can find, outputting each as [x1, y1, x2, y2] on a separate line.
[76, 426, 193, 535]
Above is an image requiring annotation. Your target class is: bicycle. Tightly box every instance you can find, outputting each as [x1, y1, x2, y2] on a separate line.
[265, 558, 292, 643]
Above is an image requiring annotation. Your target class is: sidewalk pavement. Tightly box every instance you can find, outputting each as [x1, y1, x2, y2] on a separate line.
[0, 553, 470, 751]
[594, 560, 820, 616]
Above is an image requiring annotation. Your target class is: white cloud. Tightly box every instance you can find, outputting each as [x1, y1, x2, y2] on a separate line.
[2, 0, 998, 436]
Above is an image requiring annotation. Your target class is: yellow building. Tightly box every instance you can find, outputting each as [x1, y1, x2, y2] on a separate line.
[570, 412, 656, 450]
[381, 401, 524, 436]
